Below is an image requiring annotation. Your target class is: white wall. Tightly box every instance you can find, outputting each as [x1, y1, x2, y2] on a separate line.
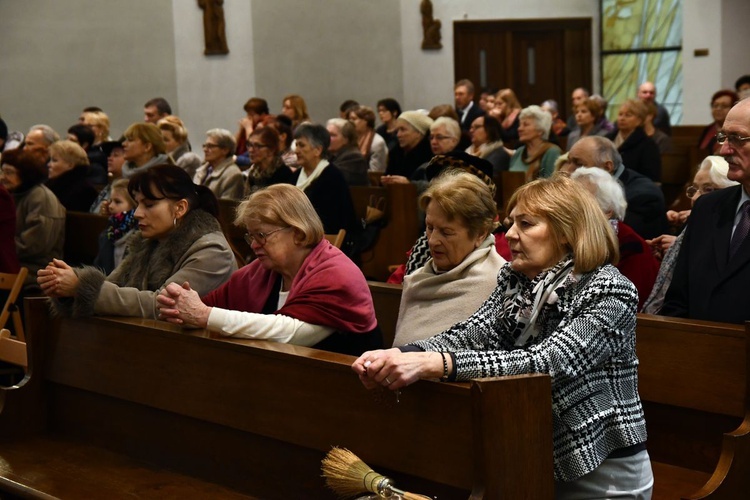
[721, 0, 750, 92]
[171, 0, 255, 148]
[0, 0, 177, 138]
[682, 1, 724, 124]
[399, 0, 600, 111]
[250, 0, 403, 122]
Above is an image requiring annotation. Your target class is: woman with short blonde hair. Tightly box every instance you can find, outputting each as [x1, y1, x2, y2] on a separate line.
[46, 140, 98, 211]
[82, 110, 111, 145]
[157, 183, 381, 355]
[121, 122, 170, 178]
[157, 115, 202, 179]
[354, 174, 652, 498]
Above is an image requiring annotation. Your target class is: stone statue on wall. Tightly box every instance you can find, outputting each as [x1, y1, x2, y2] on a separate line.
[198, 0, 229, 55]
[420, 0, 442, 50]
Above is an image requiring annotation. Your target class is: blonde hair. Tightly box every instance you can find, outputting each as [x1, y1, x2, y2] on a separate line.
[282, 94, 310, 124]
[124, 122, 166, 155]
[82, 110, 111, 141]
[48, 139, 89, 167]
[419, 170, 498, 238]
[620, 99, 648, 122]
[508, 174, 619, 273]
[235, 184, 323, 247]
[157, 115, 189, 144]
[110, 178, 136, 209]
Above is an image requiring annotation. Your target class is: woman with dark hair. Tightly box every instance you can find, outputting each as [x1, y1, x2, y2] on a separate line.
[243, 126, 294, 196]
[348, 105, 388, 173]
[38, 164, 236, 318]
[466, 115, 510, 175]
[46, 140, 99, 211]
[0, 148, 65, 289]
[270, 115, 298, 170]
[121, 123, 171, 178]
[292, 123, 356, 236]
[697, 89, 739, 155]
[376, 98, 402, 153]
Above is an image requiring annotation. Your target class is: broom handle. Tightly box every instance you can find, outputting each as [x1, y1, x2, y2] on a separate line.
[388, 486, 431, 500]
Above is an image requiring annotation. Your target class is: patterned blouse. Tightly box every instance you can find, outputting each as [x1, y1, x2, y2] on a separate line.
[406, 259, 648, 482]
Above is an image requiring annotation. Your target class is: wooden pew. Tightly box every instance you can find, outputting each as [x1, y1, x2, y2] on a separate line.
[661, 126, 704, 208]
[636, 314, 750, 499]
[351, 184, 420, 281]
[63, 211, 108, 266]
[0, 298, 555, 499]
[368, 283, 750, 498]
[217, 198, 252, 266]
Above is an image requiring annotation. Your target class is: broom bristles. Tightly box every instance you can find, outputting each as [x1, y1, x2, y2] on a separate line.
[321, 447, 388, 498]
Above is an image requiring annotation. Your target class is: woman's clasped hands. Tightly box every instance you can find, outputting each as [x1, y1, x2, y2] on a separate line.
[351, 348, 447, 391]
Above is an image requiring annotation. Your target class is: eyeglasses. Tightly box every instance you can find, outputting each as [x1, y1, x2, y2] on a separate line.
[202, 143, 221, 149]
[247, 142, 268, 149]
[716, 132, 750, 148]
[430, 134, 454, 141]
[244, 227, 289, 246]
[686, 185, 716, 198]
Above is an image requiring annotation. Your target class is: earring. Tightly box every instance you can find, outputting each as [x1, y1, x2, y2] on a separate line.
[173, 217, 177, 227]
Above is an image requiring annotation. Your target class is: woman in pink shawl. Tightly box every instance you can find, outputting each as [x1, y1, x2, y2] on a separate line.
[156, 184, 381, 355]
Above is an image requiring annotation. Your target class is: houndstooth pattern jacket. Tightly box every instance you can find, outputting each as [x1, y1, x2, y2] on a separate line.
[409, 262, 648, 482]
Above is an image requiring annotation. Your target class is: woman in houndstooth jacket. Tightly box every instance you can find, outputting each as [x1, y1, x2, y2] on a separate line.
[353, 174, 653, 498]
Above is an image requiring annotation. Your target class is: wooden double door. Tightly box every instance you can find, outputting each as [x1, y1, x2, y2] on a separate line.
[454, 18, 592, 120]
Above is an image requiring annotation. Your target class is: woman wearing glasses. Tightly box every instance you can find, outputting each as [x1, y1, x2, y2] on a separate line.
[156, 184, 381, 355]
[38, 165, 236, 318]
[193, 128, 244, 201]
[697, 90, 739, 155]
[243, 127, 294, 196]
[642, 156, 738, 314]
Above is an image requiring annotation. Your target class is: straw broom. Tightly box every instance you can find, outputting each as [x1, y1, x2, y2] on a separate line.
[321, 447, 430, 499]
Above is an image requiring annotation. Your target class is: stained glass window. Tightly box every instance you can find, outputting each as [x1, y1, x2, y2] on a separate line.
[601, 0, 682, 123]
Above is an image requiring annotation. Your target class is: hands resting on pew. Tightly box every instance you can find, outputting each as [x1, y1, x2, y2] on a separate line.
[352, 348, 450, 391]
[37, 259, 80, 297]
[156, 282, 211, 328]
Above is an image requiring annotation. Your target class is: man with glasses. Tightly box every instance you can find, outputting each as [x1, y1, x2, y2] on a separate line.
[662, 98, 750, 323]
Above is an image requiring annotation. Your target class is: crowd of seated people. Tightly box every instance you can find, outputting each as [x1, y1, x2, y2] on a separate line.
[3, 78, 750, 500]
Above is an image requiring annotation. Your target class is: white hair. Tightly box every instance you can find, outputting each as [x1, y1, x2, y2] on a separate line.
[430, 116, 461, 139]
[570, 166, 627, 221]
[699, 155, 738, 189]
[519, 105, 553, 140]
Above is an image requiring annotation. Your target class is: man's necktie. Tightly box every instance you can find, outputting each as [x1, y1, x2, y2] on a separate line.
[729, 200, 750, 258]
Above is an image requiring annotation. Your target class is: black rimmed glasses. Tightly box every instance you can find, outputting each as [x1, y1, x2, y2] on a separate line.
[244, 227, 289, 246]
[247, 142, 268, 150]
[716, 132, 750, 148]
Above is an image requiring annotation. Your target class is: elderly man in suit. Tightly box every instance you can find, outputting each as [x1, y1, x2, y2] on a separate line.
[566, 135, 668, 240]
[661, 98, 750, 323]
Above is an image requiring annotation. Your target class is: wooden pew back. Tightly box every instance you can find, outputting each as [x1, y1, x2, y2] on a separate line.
[636, 314, 749, 498]
[351, 184, 420, 281]
[0, 298, 555, 499]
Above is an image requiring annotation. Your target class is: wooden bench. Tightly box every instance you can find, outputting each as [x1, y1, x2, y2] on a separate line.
[351, 184, 420, 281]
[661, 126, 704, 208]
[0, 298, 555, 499]
[636, 314, 750, 499]
[63, 211, 108, 266]
[368, 283, 750, 498]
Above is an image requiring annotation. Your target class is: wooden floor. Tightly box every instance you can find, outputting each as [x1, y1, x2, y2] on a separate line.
[0, 436, 258, 499]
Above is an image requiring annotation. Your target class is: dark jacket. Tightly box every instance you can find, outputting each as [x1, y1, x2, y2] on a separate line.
[46, 165, 99, 212]
[329, 146, 369, 186]
[606, 127, 662, 182]
[386, 135, 433, 178]
[662, 185, 750, 324]
[618, 166, 668, 240]
[292, 164, 357, 236]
